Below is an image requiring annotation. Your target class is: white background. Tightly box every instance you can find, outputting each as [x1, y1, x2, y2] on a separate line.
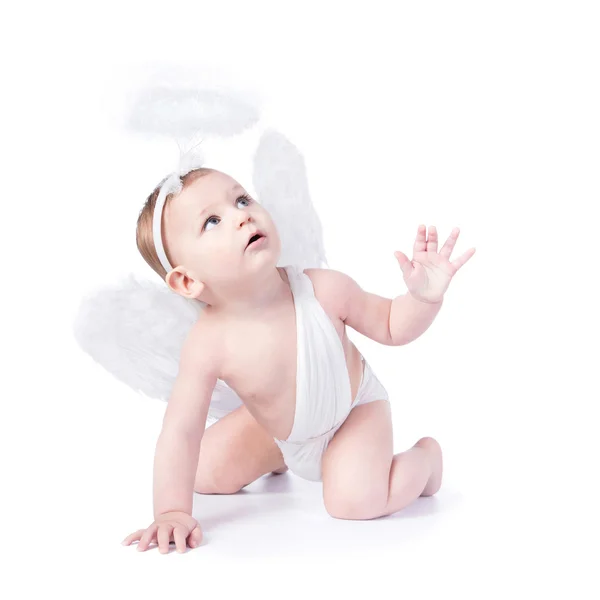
[2, 1, 598, 598]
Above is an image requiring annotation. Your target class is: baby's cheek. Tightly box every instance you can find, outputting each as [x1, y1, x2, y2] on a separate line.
[214, 247, 236, 269]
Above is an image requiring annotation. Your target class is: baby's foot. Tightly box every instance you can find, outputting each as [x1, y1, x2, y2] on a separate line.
[271, 465, 289, 475]
[414, 437, 443, 496]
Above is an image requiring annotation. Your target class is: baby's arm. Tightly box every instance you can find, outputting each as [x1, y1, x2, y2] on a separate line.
[122, 321, 220, 553]
[307, 268, 443, 346]
[153, 330, 217, 518]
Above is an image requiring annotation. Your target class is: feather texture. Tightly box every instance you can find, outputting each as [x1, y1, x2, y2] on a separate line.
[123, 63, 261, 144]
[253, 129, 328, 270]
[73, 274, 201, 401]
[72, 274, 244, 414]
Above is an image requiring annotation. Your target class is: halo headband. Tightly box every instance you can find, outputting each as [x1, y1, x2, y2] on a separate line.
[152, 175, 179, 273]
[151, 149, 206, 274]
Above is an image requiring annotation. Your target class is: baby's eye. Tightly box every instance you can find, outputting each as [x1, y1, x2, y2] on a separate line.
[202, 195, 252, 232]
[203, 216, 220, 232]
[236, 195, 252, 207]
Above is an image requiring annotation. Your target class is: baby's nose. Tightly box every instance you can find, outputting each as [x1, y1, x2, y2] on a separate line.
[237, 212, 252, 227]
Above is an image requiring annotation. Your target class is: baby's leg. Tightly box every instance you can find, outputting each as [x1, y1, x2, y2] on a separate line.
[194, 405, 287, 495]
[321, 400, 442, 520]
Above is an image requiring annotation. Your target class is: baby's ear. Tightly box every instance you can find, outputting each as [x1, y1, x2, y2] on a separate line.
[166, 269, 205, 300]
[187, 279, 206, 301]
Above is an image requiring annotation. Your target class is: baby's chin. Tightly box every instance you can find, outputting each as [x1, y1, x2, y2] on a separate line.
[197, 237, 281, 279]
[208, 254, 279, 281]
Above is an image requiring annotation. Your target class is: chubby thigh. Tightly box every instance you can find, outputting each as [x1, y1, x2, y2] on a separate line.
[321, 399, 393, 517]
[194, 405, 286, 494]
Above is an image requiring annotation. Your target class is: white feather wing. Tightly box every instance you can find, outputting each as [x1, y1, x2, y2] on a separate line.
[72, 273, 242, 413]
[253, 129, 328, 270]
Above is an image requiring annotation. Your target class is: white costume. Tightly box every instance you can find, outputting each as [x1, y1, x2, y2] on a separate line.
[273, 265, 389, 482]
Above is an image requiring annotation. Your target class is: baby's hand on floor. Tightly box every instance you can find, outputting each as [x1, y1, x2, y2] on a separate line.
[121, 511, 203, 553]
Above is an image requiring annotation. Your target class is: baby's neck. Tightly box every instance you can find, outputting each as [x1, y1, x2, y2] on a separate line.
[209, 266, 290, 318]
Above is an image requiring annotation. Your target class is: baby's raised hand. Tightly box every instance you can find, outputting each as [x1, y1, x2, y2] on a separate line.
[122, 511, 202, 554]
[394, 225, 475, 303]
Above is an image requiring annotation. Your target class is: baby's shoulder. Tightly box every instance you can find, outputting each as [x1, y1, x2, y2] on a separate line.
[182, 308, 225, 375]
[302, 267, 347, 322]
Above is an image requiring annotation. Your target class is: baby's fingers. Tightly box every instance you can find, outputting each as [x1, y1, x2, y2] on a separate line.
[189, 525, 203, 548]
[122, 529, 145, 546]
[173, 525, 188, 553]
[137, 524, 158, 551]
[157, 525, 174, 554]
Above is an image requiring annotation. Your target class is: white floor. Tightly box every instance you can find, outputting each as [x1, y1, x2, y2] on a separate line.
[58, 481, 600, 597]
[108, 472, 595, 598]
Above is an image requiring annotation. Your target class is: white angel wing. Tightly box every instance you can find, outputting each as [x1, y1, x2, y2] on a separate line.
[253, 128, 328, 270]
[72, 274, 198, 401]
[72, 274, 243, 414]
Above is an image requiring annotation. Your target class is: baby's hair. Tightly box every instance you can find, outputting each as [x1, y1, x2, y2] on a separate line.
[136, 167, 215, 281]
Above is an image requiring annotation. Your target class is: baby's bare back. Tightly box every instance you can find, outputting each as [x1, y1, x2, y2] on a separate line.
[199, 268, 364, 440]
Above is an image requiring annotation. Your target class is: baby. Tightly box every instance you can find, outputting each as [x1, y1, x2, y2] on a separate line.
[123, 167, 475, 553]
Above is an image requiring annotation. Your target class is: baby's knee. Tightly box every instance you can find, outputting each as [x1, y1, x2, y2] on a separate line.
[194, 469, 246, 495]
[323, 489, 386, 520]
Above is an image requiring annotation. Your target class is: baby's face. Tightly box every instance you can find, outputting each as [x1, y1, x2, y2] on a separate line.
[164, 170, 281, 297]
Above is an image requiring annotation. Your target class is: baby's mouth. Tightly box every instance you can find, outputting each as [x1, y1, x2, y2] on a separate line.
[245, 233, 266, 249]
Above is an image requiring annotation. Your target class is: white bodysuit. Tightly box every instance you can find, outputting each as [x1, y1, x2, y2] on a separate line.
[208, 264, 390, 482]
